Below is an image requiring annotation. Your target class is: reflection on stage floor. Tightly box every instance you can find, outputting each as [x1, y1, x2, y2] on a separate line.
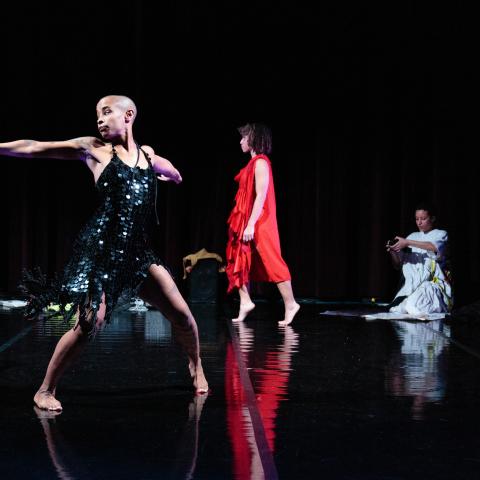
[1, 300, 480, 479]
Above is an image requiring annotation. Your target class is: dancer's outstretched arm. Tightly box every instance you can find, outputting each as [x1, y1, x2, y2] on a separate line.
[0, 137, 104, 161]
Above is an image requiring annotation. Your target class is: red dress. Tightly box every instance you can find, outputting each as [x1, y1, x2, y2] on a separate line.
[226, 154, 291, 292]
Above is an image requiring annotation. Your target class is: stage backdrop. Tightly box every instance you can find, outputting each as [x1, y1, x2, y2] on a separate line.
[0, 2, 477, 305]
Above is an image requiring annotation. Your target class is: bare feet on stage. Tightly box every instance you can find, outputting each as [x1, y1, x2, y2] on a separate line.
[188, 391, 208, 421]
[278, 302, 300, 327]
[33, 405, 62, 420]
[232, 302, 256, 322]
[189, 358, 209, 395]
[34, 389, 63, 412]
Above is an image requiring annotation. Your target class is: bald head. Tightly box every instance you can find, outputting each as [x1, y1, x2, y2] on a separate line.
[97, 95, 137, 121]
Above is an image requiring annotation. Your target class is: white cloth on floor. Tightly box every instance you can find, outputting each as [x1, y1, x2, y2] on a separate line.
[363, 312, 446, 321]
[0, 299, 28, 308]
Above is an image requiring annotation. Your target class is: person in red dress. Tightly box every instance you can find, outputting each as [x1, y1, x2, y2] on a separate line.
[226, 123, 300, 325]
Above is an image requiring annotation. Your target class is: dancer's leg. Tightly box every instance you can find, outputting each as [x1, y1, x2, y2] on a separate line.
[232, 284, 255, 322]
[138, 265, 208, 394]
[34, 295, 107, 411]
[276, 280, 300, 326]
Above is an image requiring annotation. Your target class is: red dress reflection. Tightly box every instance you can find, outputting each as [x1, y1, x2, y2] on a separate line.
[225, 325, 298, 478]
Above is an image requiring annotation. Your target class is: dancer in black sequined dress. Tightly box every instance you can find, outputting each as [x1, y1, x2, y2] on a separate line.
[0, 95, 209, 410]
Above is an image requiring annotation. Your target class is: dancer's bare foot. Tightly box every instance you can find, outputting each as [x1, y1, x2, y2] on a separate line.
[188, 391, 208, 421]
[278, 302, 300, 326]
[189, 359, 209, 395]
[232, 302, 255, 322]
[34, 389, 63, 411]
[33, 405, 62, 420]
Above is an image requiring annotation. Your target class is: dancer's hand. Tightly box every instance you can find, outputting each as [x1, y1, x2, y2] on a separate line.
[391, 236, 408, 252]
[242, 224, 255, 242]
[157, 175, 171, 182]
[157, 170, 182, 184]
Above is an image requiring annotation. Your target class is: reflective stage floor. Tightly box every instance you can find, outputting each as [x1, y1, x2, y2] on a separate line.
[1, 301, 480, 479]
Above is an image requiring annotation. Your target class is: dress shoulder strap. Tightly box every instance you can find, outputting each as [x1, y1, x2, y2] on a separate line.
[138, 145, 154, 169]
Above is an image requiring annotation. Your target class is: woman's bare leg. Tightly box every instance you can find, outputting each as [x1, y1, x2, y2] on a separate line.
[232, 284, 255, 322]
[139, 265, 208, 394]
[34, 295, 107, 411]
[276, 280, 300, 326]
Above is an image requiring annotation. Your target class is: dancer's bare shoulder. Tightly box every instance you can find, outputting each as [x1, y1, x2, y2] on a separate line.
[83, 138, 119, 181]
[139, 144, 181, 183]
[140, 144, 168, 164]
[139, 144, 157, 161]
[83, 137, 111, 162]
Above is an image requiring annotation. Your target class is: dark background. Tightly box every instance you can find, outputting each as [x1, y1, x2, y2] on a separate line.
[0, 1, 477, 305]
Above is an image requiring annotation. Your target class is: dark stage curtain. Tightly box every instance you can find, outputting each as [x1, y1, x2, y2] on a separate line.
[0, 2, 477, 305]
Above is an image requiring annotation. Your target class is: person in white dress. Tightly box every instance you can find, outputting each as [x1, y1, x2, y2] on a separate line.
[387, 203, 452, 315]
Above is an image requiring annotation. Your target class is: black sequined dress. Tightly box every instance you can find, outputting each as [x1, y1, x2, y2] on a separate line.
[22, 144, 161, 327]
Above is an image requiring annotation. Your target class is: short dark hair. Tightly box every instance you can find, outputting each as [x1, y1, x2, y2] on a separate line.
[237, 123, 272, 155]
[415, 201, 437, 218]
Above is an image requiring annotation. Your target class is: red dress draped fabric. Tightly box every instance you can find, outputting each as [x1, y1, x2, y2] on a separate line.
[226, 154, 291, 293]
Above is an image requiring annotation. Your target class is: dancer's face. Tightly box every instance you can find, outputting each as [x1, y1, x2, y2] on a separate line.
[96, 98, 129, 140]
[415, 209, 435, 233]
[240, 135, 251, 153]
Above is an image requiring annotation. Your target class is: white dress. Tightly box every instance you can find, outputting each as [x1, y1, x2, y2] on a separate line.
[390, 229, 452, 315]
